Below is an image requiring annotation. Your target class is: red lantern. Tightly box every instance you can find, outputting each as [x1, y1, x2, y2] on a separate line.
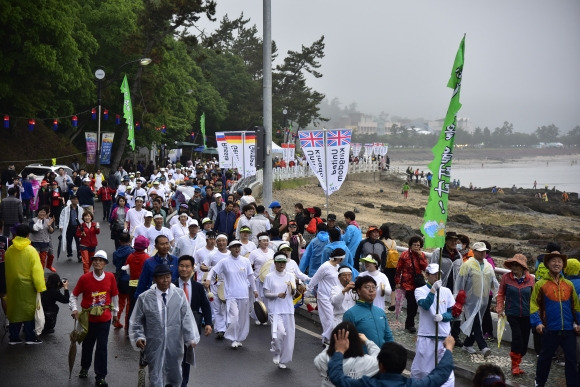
[103, 109, 109, 120]
[3, 115, 9, 128]
[72, 115, 78, 127]
[135, 122, 141, 130]
[115, 114, 120, 125]
[28, 118, 36, 131]
[161, 125, 166, 133]
[53, 119, 59, 131]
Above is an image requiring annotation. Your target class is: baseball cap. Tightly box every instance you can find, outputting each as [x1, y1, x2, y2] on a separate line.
[274, 253, 288, 262]
[277, 243, 292, 252]
[425, 263, 440, 274]
[327, 214, 337, 221]
[202, 217, 212, 225]
[144, 211, 153, 218]
[269, 201, 281, 209]
[153, 264, 172, 277]
[188, 220, 199, 227]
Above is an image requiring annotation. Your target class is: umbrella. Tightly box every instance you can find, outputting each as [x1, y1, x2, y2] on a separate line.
[138, 349, 147, 387]
[68, 321, 79, 379]
[395, 288, 405, 321]
[497, 314, 507, 348]
[202, 147, 218, 155]
[57, 234, 62, 260]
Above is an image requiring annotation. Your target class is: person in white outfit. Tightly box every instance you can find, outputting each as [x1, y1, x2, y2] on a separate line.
[194, 231, 216, 284]
[331, 266, 356, 326]
[359, 254, 391, 311]
[307, 248, 344, 345]
[314, 321, 379, 387]
[263, 252, 296, 369]
[172, 220, 203, 258]
[201, 233, 229, 338]
[411, 263, 455, 387]
[204, 239, 258, 348]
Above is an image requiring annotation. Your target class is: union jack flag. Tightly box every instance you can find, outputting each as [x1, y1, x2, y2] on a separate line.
[299, 131, 324, 148]
[327, 130, 352, 146]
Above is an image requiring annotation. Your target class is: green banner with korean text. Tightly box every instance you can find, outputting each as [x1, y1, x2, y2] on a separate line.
[200, 112, 206, 148]
[421, 36, 465, 248]
[120, 75, 135, 151]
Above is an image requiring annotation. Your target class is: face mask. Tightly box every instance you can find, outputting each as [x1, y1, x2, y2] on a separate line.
[456, 243, 463, 250]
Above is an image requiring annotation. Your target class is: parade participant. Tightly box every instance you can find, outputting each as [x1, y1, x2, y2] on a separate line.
[198, 186, 214, 218]
[70, 250, 119, 387]
[132, 210, 153, 243]
[238, 225, 256, 256]
[325, 213, 342, 234]
[134, 235, 179, 298]
[472, 364, 506, 387]
[455, 242, 498, 358]
[207, 193, 225, 223]
[29, 205, 55, 270]
[248, 232, 274, 313]
[282, 220, 305, 265]
[235, 204, 255, 240]
[201, 233, 230, 337]
[328, 329, 455, 387]
[379, 224, 398, 311]
[49, 181, 65, 226]
[77, 177, 95, 214]
[187, 186, 203, 222]
[130, 264, 199, 387]
[40, 273, 69, 334]
[359, 254, 391, 310]
[249, 205, 271, 244]
[268, 200, 289, 235]
[395, 236, 428, 334]
[495, 253, 533, 376]
[263, 252, 297, 369]
[5, 224, 46, 344]
[343, 275, 394, 348]
[305, 207, 323, 237]
[125, 235, 150, 321]
[124, 196, 146, 236]
[200, 217, 213, 237]
[299, 222, 329, 277]
[331, 266, 356, 325]
[214, 200, 236, 240]
[355, 226, 386, 273]
[314, 322, 380, 387]
[96, 181, 114, 222]
[146, 214, 174, 252]
[411, 264, 455, 386]
[75, 211, 100, 274]
[342, 211, 362, 261]
[194, 231, 216, 284]
[174, 255, 212, 387]
[110, 195, 130, 249]
[112, 232, 134, 329]
[307, 248, 345, 345]
[171, 212, 192, 240]
[531, 251, 580, 387]
[173, 219, 203, 258]
[204, 240, 258, 348]
[239, 187, 256, 209]
[59, 194, 82, 261]
[150, 197, 167, 225]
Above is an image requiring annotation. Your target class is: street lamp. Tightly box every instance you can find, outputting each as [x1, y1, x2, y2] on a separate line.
[282, 108, 288, 143]
[95, 57, 152, 170]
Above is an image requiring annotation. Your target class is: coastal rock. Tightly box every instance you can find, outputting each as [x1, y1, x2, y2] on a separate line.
[447, 214, 477, 225]
[359, 202, 375, 209]
[380, 204, 425, 216]
[382, 222, 422, 243]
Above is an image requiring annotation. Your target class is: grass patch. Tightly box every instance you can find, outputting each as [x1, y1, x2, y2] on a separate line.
[274, 178, 312, 191]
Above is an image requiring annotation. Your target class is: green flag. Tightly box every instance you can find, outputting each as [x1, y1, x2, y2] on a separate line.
[421, 36, 465, 248]
[200, 112, 206, 148]
[120, 75, 135, 151]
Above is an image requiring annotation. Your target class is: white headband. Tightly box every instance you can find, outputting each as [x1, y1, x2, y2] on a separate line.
[216, 234, 228, 241]
[258, 235, 270, 241]
[338, 267, 352, 275]
[331, 255, 346, 260]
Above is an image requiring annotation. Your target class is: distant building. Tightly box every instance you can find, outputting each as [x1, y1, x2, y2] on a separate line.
[355, 116, 378, 135]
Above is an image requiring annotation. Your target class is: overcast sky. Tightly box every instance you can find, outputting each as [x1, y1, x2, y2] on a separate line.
[200, 0, 580, 134]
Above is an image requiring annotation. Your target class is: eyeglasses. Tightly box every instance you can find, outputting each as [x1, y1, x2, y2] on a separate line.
[362, 286, 377, 291]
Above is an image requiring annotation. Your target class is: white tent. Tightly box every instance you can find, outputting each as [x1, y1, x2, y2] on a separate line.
[271, 142, 283, 154]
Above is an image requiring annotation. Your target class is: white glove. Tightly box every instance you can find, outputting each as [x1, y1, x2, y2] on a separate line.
[431, 280, 442, 291]
[123, 228, 128, 233]
[433, 313, 443, 322]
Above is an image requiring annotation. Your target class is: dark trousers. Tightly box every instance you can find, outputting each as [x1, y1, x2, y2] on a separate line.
[22, 199, 31, 218]
[463, 314, 488, 350]
[482, 295, 493, 336]
[8, 320, 36, 341]
[66, 224, 80, 257]
[536, 330, 578, 387]
[451, 320, 461, 341]
[101, 200, 112, 221]
[181, 349, 191, 387]
[81, 320, 111, 380]
[507, 315, 530, 356]
[405, 290, 418, 329]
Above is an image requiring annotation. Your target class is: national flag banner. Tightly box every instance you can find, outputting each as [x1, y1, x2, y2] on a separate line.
[421, 36, 466, 248]
[299, 129, 351, 196]
[224, 132, 243, 170]
[120, 75, 135, 150]
[281, 143, 295, 163]
[382, 144, 389, 156]
[372, 142, 382, 156]
[200, 112, 206, 148]
[351, 143, 362, 157]
[364, 143, 373, 156]
[325, 129, 351, 195]
[100, 132, 115, 165]
[243, 132, 256, 177]
[85, 132, 97, 165]
[215, 132, 232, 168]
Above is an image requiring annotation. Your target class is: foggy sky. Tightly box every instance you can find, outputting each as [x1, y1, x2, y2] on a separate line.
[200, 1, 580, 134]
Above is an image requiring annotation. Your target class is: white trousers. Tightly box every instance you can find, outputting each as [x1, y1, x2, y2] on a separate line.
[270, 313, 295, 365]
[317, 297, 334, 341]
[225, 298, 250, 343]
[210, 282, 226, 332]
[411, 336, 455, 387]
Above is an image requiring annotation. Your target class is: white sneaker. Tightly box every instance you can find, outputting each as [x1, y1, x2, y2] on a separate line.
[278, 363, 287, 369]
[255, 320, 261, 326]
[463, 346, 477, 354]
[235, 341, 242, 347]
[482, 347, 491, 358]
[273, 355, 280, 365]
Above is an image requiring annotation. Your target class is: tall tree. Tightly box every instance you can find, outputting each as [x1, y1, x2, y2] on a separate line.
[534, 124, 560, 142]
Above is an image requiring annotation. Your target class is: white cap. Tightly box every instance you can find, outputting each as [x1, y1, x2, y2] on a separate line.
[188, 220, 199, 227]
[426, 263, 440, 274]
[228, 240, 242, 248]
[92, 250, 108, 262]
[144, 211, 153, 218]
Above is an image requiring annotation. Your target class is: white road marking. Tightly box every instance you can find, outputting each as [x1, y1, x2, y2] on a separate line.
[296, 324, 322, 339]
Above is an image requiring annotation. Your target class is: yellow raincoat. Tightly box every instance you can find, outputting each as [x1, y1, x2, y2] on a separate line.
[454, 257, 498, 336]
[5, 236, 46, 322]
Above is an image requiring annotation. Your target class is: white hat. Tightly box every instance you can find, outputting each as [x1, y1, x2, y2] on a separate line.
[425, 263, 440, 274]
[153, 214, 163, 220]
[144, 211, 153, 218]
[472, 242, 489, 252]
[188, 220, 199, 227]
[92, 250, 108, 263]
[214, 193, 222, 198]
[83, 177, 91, 182]
[228, 240, 242, 248]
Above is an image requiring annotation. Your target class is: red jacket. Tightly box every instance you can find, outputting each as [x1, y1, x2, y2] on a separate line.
[97, 187, 115, 201]
[75, 222, 100, 248]
[126, 250, 150, 281]
[395, 249, 428, 291]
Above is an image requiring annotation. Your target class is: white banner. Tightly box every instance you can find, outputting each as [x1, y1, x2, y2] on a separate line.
[351, 143, 362, 157]
[381, 144, 389, 156]
[224, 132, 242, 171]
[282, 143, 295, 163]
[372, 142, 382, 156]
[364, 143, 373, 156]
[215, 132, 232, 168]
[243, 132, 256, 177]
[299, 129, 351, 196]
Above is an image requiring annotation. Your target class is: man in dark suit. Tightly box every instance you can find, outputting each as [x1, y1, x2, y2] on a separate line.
[174, 255, 212, 387]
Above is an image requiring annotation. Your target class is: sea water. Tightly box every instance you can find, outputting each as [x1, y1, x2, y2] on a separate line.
[449, 159, 580, 194]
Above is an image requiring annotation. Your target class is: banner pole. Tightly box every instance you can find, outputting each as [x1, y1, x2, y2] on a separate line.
[242, 132, 246, 178]
[323, 128, 329, 218]
[434, 247, 443, 367]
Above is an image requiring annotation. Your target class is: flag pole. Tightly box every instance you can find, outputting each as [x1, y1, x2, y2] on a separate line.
[323, 128, 329, 218]
[434, 247, 442, 367]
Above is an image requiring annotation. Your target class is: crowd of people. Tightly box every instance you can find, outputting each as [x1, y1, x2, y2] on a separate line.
[0, 160, 578, 387]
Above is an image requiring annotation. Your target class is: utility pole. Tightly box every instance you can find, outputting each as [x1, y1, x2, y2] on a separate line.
[262, 0, 273, 207]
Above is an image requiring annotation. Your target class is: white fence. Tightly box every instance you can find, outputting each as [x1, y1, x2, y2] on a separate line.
[250, 161, 380, 184]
